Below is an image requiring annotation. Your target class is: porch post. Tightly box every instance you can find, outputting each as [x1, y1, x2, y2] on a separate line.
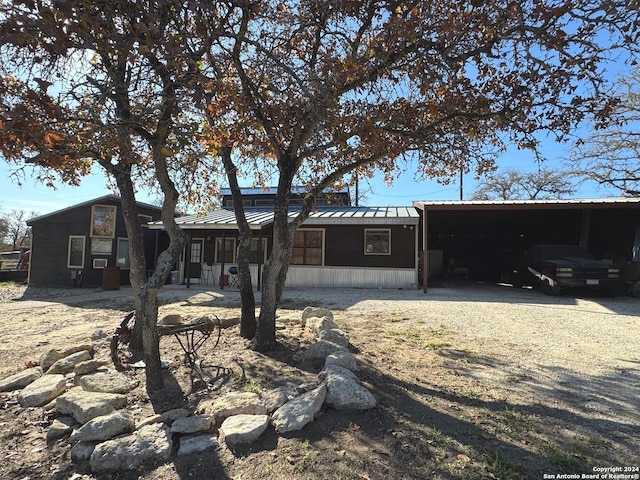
[257, 230, 262, 292]
[220, 231, 226, 290]
[186, 231, 192, 288]
[422, 206, 428, 293]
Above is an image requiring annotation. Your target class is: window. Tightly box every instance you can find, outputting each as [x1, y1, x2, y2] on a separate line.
[91, 238, 112, 254]
[292, 229, 323, 265]
[191, 240, 203, 264]
[215, 238, 236, 263]
[249, 238, 268, 264]
[90, 205, 117, 238]
[67, 236, 86, 268]
[116, 238, 130, 269]
[365, 229, 391, 255]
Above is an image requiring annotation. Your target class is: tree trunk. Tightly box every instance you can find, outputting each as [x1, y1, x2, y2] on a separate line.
[221, 146, 256, 338]
[253, 206, 293, 351]
[137, 288, 163, 390]
[105, 151, 187, 391]
[236, 232, 256, 338]
[108, 164, 165, 389]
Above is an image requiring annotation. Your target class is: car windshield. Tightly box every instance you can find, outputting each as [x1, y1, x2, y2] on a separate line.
[530, 245, 593, 260]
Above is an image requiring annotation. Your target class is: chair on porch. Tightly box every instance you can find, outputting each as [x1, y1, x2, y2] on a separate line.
[228, 265, 239, 287]
[201, 263, 214, 285]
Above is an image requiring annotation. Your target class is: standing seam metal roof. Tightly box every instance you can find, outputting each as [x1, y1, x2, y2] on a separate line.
[149, 206, 419, 229]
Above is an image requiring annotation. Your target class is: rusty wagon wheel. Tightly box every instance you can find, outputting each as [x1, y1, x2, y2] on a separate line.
[110, 311, 136, 369]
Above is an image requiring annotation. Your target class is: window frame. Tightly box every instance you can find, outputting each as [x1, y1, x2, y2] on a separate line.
[91, 237, 113, 255]
[291, 228, 324, 266]
[248, 237, 268, 264]
[67, 235, 86, 268]
[215, 237, 237, 264]
[364, 228, 392, 256]
[90, 204, 117, 238]
[116, 237, 130, 269]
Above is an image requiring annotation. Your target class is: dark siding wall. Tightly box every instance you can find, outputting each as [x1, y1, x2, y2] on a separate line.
[29, 203, 94, 287]
[323, 224, 416, 268]
[29, 201, 163, 288]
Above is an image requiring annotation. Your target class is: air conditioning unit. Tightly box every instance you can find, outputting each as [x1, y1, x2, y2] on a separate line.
[93, 258, 108, 269]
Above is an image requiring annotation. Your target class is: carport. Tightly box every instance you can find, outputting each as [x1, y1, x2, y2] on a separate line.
[414, 198, 640, 292]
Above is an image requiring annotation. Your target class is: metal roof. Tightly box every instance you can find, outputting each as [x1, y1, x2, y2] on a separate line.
[27, 195, 164, 225]
[413, 197, 640, 211]
[149, 206, 419, 230]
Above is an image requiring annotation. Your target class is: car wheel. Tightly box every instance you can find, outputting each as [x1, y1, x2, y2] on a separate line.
[541, 280, 561, 296]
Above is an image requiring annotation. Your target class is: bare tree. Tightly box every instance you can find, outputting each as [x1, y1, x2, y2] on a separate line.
[471, 168, 577, 200]
[569, 68, 640, 196]
[0, 209, 34, 250]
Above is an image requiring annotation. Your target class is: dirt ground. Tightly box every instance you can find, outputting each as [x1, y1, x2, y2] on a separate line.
[0, 282, 638, 480]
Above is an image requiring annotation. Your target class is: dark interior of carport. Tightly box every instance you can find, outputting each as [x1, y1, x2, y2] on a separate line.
[419, 204, 640, 283]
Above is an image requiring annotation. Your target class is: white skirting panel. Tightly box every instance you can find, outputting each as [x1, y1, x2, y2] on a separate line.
[186, 264, 417, 289]
[284, 266, 418, 289]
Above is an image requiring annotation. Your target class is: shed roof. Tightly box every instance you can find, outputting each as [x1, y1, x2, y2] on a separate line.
[27, 195, 163, 225]
[149, 206, 419, 230]
[413, 197, 640, 211]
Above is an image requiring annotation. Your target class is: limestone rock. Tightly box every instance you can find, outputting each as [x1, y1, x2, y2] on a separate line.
[18, 374, 66, 407]
[201, 391, 266, 423]
[262, 387, 297, 413]
[304, 340, 347, 362]
[74, 359, 108, 376]
[295, 382, 319, 394]
[320, 365, 376, 410]
[62, 344, 94, 357]
[171, 415, 214, 434]
[70, 410, 135, 443]
[271, 384, 327, 434]
[301, 306, 334, 323]
[305, 316, 338, 335]
[219, 414, 269, 447]
[159, 408, 191, 425]
[325, 351, 357, 371]
[39, 349, 63, 372]
[47, 350, 92, 375]
[75, 371, 138, 394]
[71, 442, 97, 462]
[90, 423, 172, 472]
[178, 433, 219, 455]
[47, 416, 79, 442]
[56, 388, 127, 424]
[318, 328, 350, 347]
[0, 366, 42, 392]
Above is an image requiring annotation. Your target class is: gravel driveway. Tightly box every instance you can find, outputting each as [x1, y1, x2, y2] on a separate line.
[0, 281, 638, 478]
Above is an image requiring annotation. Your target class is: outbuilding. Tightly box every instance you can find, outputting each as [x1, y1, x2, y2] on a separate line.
[27, 196, 165, 288]
[415, 198, 640, 291]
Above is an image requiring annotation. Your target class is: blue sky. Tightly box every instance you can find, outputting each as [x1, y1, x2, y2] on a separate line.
[0, 137, 618, 218]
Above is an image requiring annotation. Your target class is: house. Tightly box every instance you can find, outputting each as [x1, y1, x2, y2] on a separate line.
[150, 187, 419, 288]
[27, 196, 167, 288]
[149, 205, 421, 289]
[414, 198, 640, 290]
